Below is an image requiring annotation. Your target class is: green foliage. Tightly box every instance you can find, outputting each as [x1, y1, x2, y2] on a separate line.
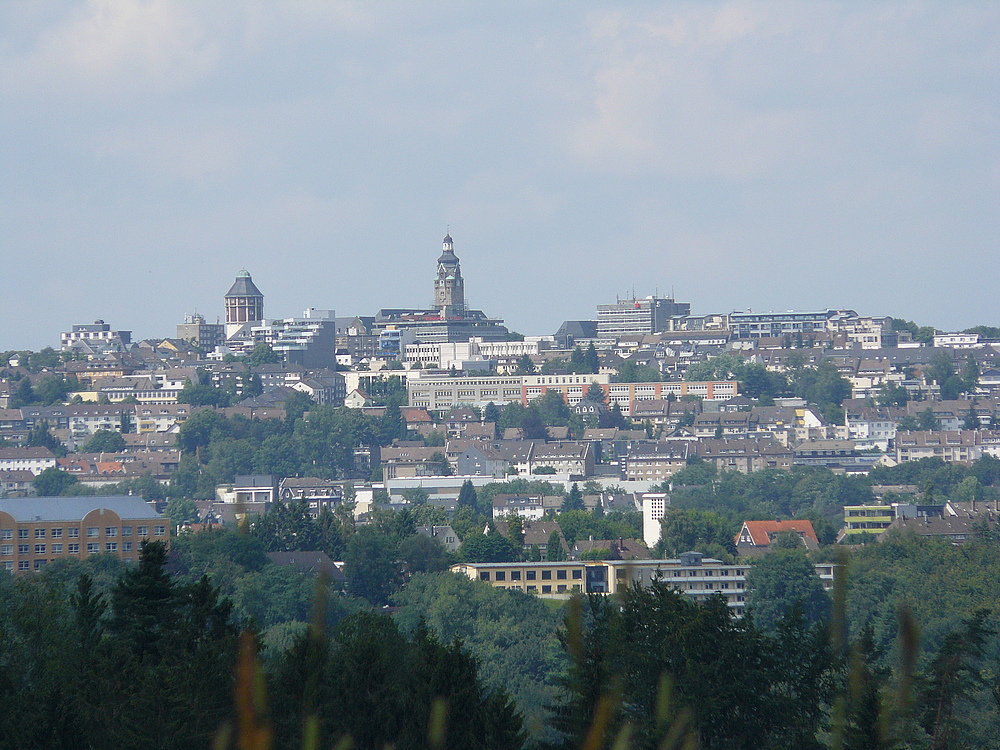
[247, 342, 282, 367]
[545, 583, 833, 750]
[163, 496, 199, 526]
[685, 353, 789, 400]
[80, 428, 126, 453]
[393, 572, 563, 739]
[556, 509, 642, 547]
[461, 531, 522, 563]
[268, 611, 525, 750]
[25, 419, 66, 456]
[32, 466, 77, 496]
[745, 549, 831, 631]
[545, 530, 566, 561]
[657, 508, 736, 558]
[616, 359, 661, 383]
[344, 525, 401, 605]
[561, 483, 585, 511]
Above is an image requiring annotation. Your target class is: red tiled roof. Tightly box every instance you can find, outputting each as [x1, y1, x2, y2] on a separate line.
[737, 520, 818, 547]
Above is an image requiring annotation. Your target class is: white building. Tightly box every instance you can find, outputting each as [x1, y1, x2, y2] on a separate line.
[642, 492, 669, 548]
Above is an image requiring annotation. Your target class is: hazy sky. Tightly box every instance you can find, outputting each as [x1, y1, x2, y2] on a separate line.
[2, 1, 997, 350]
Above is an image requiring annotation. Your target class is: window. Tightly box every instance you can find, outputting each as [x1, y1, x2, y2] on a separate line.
[138, 526, 149, 536]
[526, 585, 537, 593]
[123, 541, 132, 552]
[541, 570, 552, 580]
[34, 560, 46, 571]
[0, 545, 11, 555]
[68, 544, 79, 554]
[572, 584, 581, 592]
[18, 544, 29, 554]
[0, 529, 10, 540]
[480, 571, 490, 581]
[495, 571, 506, 581]
[19, 529, 28, 539]
[105, 543, 117, 552]
[511, 571, 521, 580]
[18, 561, 29, 571]
[87, 527, 99, 538]
[526, 570, 536, 580]
[122, 526, 132, 537]
[154, 526, 166, 536]
[34, 529, 45, 538]
[87, 543, 99, 554]
[557, 570, 567, 580]
[51, 544, 62, 554]
[105, 527, 117, 537]
[572, 569, 582, 580]
[542, 585, 552, 594]
[557, 585, 567, 593]
[34, 544, 45, 554]
[68, 528, 79, 538]
[2, 562, 11, 571]
[51, 528, 63, 538]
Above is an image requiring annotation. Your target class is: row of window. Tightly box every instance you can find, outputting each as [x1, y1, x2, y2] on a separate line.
[1, 525, 164, 541]
[1, 541, 136, 555]
[480, 568, 584, 582]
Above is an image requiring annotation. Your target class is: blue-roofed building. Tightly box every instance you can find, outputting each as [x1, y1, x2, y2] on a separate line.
[0, 495, 167, 573]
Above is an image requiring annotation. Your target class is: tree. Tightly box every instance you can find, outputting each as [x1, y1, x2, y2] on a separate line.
[584, 343, 600, 374]
[561, 483, 585, 511]
[516, 354, 536, 374]
[344, 526, 401, 605]
[25, 419, 65, 456]
[585, 381, 606, 404]
[745, 549, 831, 631]
[961, 352, 980, 393]
[545, 530, 566, 561]
[461, 532, 521, 563]
[520, 408, 549, 440]
[81, 429, 126, 454]
[247, 343, 282, 367]
[457, 479, 479, 511]
[33, 466, 77, 496]
[163, 497, 199, 526]
[483, 401, 501, 425]
[429, 450, 452, 476]
[919, 408, 940, 431]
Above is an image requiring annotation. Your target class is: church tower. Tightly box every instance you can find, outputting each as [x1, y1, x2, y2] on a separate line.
[434, 233, 465, 318]
[224, 269, 264, 339]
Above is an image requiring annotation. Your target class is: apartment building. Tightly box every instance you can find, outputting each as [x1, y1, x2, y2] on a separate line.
[451, 552, 837, 616]
[406, 373, 736, 414]
[0, 496, 168, 572]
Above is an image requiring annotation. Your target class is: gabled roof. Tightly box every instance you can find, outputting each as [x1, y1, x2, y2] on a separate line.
[736, 520, 818, 547]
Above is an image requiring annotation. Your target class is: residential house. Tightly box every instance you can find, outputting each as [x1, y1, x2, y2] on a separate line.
[0, 447, 57, 475]
[621, 441, 690, 483]
[734, 520, 819, 556]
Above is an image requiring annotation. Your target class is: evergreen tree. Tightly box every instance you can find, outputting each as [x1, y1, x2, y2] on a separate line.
[545, 530, 566, 561]
[561, 483, 585, 511]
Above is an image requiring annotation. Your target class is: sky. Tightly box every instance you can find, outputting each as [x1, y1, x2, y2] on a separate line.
[1, 1, 998, 350]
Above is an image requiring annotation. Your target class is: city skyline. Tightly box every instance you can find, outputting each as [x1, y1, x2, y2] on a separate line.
[2, 2, 997, 349]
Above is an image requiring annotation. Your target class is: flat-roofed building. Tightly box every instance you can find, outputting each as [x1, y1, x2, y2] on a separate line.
[0, 495, 168, 572]
[451, 552, 836, 616]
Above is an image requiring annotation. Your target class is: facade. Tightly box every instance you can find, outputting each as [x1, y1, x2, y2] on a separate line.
[251, 309, 339, 369]
[622, 442, 690, 483]
[177, 313, 225, 352]
[0, 447, 57, 475]
[451, 552, 836, 614]
[734, 520, 819, 555]
[406, 373, 736, 413]
[641, 492, 669, 548]
[224, 270, 265, 340]
[0, 496, 168, 572]
[729, 310, 857, 340]
[596, 296, 691, 340]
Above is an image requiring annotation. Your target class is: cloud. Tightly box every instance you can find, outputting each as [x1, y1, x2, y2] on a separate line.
[1, 0, 221, 98]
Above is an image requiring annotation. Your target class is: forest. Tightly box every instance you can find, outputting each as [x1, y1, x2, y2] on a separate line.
[3, 526, 1000, 749]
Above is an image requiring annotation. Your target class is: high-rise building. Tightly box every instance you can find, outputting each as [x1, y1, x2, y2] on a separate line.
[225, 270, 264, 340]
[596, 295, 691, 340]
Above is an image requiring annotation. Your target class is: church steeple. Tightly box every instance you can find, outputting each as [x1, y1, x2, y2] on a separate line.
[434, 233, 465, 318]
